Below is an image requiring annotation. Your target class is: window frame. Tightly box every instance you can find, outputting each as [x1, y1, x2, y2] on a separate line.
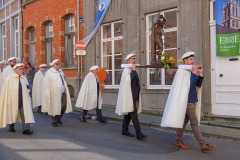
[146, 8, 178, 89]
[1, 23, 7, 60]
[13, 17, 20, 58]
[45, 21, 53, 64]
[101, 20, 123, 89]
[64, 15, 75, 67]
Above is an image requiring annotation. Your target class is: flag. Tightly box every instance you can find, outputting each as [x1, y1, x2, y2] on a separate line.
[83, 0, 111, 46]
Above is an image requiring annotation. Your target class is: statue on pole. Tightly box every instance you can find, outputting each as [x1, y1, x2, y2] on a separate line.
[151, 15, 166, 64]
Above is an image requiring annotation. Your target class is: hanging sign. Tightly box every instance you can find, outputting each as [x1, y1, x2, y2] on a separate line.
[216, 0, 240, 56]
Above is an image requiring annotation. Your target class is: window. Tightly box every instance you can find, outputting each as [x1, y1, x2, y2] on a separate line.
[64, 15, 75, 66]
[101, 21, 123, 87]
[1, 23, 7, 60]
[13, 17, 20, 58]
[45, 22, 53, 64]
[146, 9, 178, 89]
[0, 0, 5, 8]
[29, 28, 36, 67]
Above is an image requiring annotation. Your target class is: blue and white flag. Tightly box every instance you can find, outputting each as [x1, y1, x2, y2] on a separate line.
[83, 0, 111, 46]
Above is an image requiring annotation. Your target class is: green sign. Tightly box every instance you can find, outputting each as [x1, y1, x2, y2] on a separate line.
[216, 33, 240, 57]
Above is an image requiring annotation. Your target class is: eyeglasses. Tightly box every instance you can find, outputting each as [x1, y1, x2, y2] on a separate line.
[41, 67, 46, 68]
[55, 63, 60, 66]
[18, 68, 23, 70]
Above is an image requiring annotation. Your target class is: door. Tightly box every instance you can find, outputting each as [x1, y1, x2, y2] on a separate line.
[212, 56, 240, 117]
[210, 20, 240, 117]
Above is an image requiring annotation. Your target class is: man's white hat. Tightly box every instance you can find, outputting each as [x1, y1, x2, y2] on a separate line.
[125, 53, 136, 60]
[90, 65, 99, 71]
[39, 64, 47, 68]
[50, 59, 60, 66]
[181, 52, 195, 59]
[13, 63, 24, 70]
[8, 57, 16, 62]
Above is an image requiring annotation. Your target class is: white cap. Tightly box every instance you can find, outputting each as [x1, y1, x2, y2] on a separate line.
[8, 57, 16, 62]
[125, 53, 136, 60]
[50, 59, 60, 66]
[39, 64, 47, 68]
[13, 63, 24, 70]
[181, 52, 195, 59]
[90, 65, 99, 71]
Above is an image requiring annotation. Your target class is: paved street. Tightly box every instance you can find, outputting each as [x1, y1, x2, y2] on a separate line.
[0, 112, 239, 160]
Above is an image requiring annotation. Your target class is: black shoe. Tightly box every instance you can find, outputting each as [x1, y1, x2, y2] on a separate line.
[23, 129, 33, 135]
[37, 110, 42, 114]
[136, 134, 144, 141]
[98, 117, 107, 124]
[80, 115, 87, 123]
[140, 133, 147, 139]
[122, 131, 135, 137]
[57, 119, 63, 125]
[8, 128, 16, 132]
[51, 122, 58, 127]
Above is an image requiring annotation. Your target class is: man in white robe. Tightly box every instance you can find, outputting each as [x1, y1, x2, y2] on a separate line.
[160, 52, 215, 152]
[0, 63, 35, 135]
[2, 57, 16, 82]
[75, 65, 107, 123]
[42, 59, 72, 127]
[116, 52, 146, 141]
[32, 64, 47, 113]
[0, 61, 5, 93]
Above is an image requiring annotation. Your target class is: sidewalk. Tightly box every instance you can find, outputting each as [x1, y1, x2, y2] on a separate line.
[73, 106, 240, 141]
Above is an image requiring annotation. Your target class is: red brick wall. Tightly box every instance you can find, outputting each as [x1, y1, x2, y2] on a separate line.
[23, 0, 84, 77]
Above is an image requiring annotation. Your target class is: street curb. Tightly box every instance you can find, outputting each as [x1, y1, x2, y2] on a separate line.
[73, 111, 240, 141]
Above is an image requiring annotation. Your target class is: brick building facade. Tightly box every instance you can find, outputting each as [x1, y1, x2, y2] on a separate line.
[0, 0, 21, 62]
[22, 0, 84, 100]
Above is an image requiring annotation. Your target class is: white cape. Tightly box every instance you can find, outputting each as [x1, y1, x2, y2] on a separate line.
[0, 73, 35, 128]
[160, 69, 202, 128]
[32, 70, 45, 108]
[75, 72, 102, 110]
[2, 65, 14, 81]
[115, 68, 142, 115]
[0, 70, 3, 93]
[41, 68, 72, 116]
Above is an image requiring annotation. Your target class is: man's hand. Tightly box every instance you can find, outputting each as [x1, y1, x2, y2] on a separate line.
[197, 66, 203, 76]
[192, 65, 198, 74]
[131, 63, 136, 71]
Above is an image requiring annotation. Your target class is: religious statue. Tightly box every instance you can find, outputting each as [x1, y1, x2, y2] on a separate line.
[151, 15, 166, 64]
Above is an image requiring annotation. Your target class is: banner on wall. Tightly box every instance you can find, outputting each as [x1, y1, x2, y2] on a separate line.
[216, 0, 240, 56]
[83, 0, 111, 46]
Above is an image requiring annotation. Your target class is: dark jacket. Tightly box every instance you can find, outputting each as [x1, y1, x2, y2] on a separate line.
[130, 70, 140, 102]
[188, 72, 204, 103]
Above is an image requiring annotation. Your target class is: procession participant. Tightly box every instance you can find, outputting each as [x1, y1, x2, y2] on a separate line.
[161, 51, 215, 152]
[75, 65, 107, 123]
[0, 61, 5, 92]
[0, 63, 34, 135]
[41, 59, 72, 127]
[25, 63, 34, 96]
[2, 57, 16, 81]
[116, 52, 146, 141]
[32, 64, 47, 113]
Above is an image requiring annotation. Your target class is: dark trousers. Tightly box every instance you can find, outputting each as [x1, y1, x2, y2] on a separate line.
[122, 102, 141, 136]
[9, 106, 30, 131]
[176, 103, 205, 147]
[52, 93, 67, 122]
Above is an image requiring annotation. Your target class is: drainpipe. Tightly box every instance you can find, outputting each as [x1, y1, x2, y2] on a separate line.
[20, 0, 24, 63]
[77, 0, 80, 90]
